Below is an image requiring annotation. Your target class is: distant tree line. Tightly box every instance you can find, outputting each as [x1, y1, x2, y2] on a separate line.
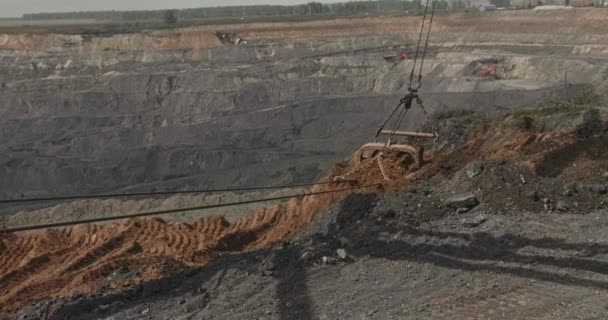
[21, 0, 479, 22]
[490, 0, 512, 7]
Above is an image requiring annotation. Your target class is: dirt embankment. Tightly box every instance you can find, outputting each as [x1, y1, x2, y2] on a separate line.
[0, 152, 412, 315]
[0, 31, 221, 58]
[0, 188, 338, 315]
[2, 9, 608, 57]
[2, 105, 607, 316]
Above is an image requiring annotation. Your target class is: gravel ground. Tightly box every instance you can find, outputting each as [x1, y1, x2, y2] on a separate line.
[8, 103, 608, 320]
[14, 190, 608, 320]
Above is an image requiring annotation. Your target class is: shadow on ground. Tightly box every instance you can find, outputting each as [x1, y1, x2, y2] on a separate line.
[45, 194, 608, 320]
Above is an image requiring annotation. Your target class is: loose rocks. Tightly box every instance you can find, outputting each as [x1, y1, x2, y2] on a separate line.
[591, 184, 608, 195]
[526, 191, 540, 202]
[445, 194, 479, 210]
[461, 214, 487, 228]
[336, 249, 348, 260]
[465, 161, 485, 178]
[556, 200, 569, 212]
[300, 251, 313, 261]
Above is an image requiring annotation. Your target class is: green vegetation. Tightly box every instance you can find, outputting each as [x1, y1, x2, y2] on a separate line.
[512, 85, 603, 119]
[23, 2, 414, 21]
[490, 0, 512, 7]
[433, 109, 477, 121]
[0, 0, 482, 34]
[512, 104, 589, 119]
[163, 10, 178, 25]
[20, 0, 474, 23]
[567, 85, 603, 106]
[431, 109, 488, 127]
[0, 0, 478, 35]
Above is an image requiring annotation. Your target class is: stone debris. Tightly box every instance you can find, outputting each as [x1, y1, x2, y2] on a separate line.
[300, 251, 313, 261]
[445, 194, 479, 209]
[556, 200, 569, 212]
[461, 214, 487, 228]
[526, 191, 539, 202]
[465, 161, 484, 178]
[457, 207, 471, 214]
[336, 249, 348, 260]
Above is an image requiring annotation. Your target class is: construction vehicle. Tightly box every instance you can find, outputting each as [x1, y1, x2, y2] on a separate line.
[383, 52, 408, 63]
[479, 66, 497, 77]
[216, 32, 248, 45]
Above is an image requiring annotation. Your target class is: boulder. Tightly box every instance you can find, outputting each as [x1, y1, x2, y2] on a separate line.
[336, 248, 348, 260]
[526, 190, 539, 202]
[465, 161, 484, 178]
[300, 251, 313, 261]
[456, 207, 471, 214]
[591, 184, 607, 195]
[556, 200, 569, 212]
[445, 194, 479, 209]
[461, 215, 487, 228]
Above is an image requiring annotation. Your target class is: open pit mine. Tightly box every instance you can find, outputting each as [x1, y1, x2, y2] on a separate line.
[1, 8, 608, 320]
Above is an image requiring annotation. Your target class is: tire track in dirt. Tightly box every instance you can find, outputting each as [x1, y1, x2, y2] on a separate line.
[0, 155, 402, 316]
[0, 236, 33, 274]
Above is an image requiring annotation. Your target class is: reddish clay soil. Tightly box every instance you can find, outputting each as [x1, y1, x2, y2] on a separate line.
[1, 114, 606, 315]
[0, 149, 416, 315]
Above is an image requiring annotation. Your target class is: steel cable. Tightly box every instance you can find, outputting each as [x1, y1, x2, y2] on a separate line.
[0, 180, 356, 205]
[0, 183, 380, 233]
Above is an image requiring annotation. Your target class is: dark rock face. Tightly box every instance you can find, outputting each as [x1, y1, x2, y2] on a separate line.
[0, 43, 580, 201]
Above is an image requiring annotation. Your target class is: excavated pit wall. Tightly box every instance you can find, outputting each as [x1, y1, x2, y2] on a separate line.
[2, 11, 608, 205]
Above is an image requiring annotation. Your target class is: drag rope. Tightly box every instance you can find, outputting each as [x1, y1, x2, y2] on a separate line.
[0, 184, 380, 234]
[0, 180, 356, 205]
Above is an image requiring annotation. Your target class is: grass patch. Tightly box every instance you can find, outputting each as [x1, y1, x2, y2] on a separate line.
[432, 109, 476, 121]
[511, 104, 587, 119]
[0, 13, 407, 35]
[431, 109, 488, 126]
[568, 85, 603, 106]
[512, 85, 603, 119]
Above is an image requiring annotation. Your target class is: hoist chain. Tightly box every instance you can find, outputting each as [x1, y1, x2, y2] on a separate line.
[376, 154, 391, 181]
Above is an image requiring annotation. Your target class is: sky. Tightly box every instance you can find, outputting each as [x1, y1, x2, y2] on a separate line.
[1, 0, 347, 18]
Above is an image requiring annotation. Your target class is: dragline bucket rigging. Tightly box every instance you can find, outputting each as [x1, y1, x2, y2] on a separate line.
[355, 0, 440, 173]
